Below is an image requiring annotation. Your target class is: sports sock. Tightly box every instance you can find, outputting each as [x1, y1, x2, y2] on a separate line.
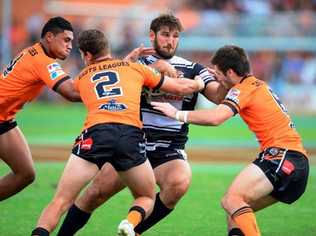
[228, 227, 245, 236]
[231, 206, 260, 236]
[127, 206, 146, 227]
[31, 227, 49, 236]
[134, 193, 173, 234]
[57, 204, 91, 236]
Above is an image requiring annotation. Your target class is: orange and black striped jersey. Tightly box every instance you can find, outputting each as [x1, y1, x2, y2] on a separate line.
[0, 42, 70, 121]
[74, 59, 163, 130]
[222, 76, 306, 155]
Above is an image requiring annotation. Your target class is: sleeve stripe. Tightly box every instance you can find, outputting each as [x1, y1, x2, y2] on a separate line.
[222, 100, 239, 115]
[52, 76, 71, 91]
[152, 74, 165, 91]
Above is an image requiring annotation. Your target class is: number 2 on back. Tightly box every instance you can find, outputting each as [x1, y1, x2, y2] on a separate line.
[91, 71, 122, 99]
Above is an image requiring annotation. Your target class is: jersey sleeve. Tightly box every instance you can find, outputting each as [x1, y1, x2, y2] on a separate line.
[34, 57, 70, 91]
[221, 84, 253, 115]
[135, 63, 164, 90]
[193, 63, 216, 88]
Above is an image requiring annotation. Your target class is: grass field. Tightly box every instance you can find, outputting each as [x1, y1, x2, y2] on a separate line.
[1, 102, 315, 235]
[16, 102, 316, 149]
[0, 162, 315, 236]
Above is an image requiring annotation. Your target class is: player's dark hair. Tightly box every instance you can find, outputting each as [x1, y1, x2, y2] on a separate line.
[41, 16, 73, 38]
[150, 14, 183, 33]
[78, 29, 109, 58]
[211, 45, 250, 77]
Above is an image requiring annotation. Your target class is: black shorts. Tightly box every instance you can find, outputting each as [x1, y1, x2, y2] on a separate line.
[146, 146, 188, 169]
[0, 119, 17, 135]
[72, 123, 146, 171]
[253, 147, 309, 204]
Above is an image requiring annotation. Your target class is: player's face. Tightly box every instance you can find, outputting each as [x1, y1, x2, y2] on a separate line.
[214, 65, 234, 89]
[151, 26, 179, 59]
[49, 30, 73, 60]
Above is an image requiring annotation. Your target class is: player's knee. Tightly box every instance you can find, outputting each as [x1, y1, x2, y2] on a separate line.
[162, 175, 191, 205]
[221, 193, 246, 213]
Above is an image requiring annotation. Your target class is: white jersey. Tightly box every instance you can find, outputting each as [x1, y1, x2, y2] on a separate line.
[139, 55, 215, 150]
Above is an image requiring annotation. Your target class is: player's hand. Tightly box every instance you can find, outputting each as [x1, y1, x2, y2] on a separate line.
[194, 75, 205, 91]
[123, 43, 155, 62]
[151, 60, 178, 78]
[151, 102, 178, 118]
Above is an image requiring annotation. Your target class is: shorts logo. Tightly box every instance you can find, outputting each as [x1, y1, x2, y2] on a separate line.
[47, 62, 65, 80]
[99, 99, 127, 111]
[226, 88, 240, 104]
[281, 160, 295, 175]
[81, 138, 93, 150]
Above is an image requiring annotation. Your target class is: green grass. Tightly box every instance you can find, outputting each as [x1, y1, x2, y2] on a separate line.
[16, 102, 316, 148]
[0, 162, 315, 236]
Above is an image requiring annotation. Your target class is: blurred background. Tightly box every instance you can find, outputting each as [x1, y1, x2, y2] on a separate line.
[0, 0, 315, 152]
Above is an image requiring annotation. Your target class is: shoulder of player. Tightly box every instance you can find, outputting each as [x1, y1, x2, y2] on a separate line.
[169, 55, 195, 67]
[238, 76, 265, 90]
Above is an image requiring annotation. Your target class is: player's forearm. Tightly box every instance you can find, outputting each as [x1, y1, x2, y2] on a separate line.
[176, 109, 223, 126]
[169, 77, 204, 95]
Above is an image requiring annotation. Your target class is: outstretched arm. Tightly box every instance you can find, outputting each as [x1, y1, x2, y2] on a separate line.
[151, 102, 234, 126]
[159, 75, 205, 96]
[55, 79, 81, 102]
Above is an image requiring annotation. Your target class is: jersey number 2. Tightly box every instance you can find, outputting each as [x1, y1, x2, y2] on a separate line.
[91, 71, 122, 99]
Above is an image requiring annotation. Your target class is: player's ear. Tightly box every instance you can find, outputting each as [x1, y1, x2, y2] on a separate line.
[149, 30, 155, 41]
[45, 32, 55, 43]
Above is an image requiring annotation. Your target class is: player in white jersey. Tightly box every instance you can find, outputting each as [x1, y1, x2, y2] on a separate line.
[57, 14, 227, 236]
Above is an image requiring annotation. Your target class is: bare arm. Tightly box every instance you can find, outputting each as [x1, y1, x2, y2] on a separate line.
[203, 81, 228, 105]
[150, 60, 178, 77]
[151, 102, 234, 126]
[55, 79, 81, 102]
[159, 76, 205, 96]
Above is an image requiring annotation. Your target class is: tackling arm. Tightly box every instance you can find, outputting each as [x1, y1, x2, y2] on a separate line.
[159, 75, 205, 96]
[151, 102, 234, 126]
[55, 79, 82, 102]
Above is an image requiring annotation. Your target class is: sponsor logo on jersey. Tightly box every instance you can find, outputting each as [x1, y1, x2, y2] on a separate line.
[226, 88, 240, 104]
[47, 63, 65, 80]
[99, 99, 127, 111]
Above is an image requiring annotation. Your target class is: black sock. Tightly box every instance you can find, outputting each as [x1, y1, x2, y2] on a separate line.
[57, 204, 91, 236]
[134, 192, 173, 234]
[228, 228, 245, 236]
[31, 227, 49, 236]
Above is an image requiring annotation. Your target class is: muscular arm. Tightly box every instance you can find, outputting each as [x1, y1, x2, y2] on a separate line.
[151, 102, 234, 126]
[203, 81, 228, 105]
[159, 76, 205, 96]
[55, 79, 82, 102]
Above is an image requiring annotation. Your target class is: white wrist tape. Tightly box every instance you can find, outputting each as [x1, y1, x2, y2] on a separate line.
[175, 111, 189, 123]
[183, 111, 189, 123]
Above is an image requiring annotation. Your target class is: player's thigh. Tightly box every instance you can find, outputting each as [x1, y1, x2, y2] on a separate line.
[53, 154, 99, 202]
[119, 159, 155, 198]
[155, 159, 191, 190]
[0, 126, 33, 172]
[225, 163, 274, 202]
[87, 163, 125, 197]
